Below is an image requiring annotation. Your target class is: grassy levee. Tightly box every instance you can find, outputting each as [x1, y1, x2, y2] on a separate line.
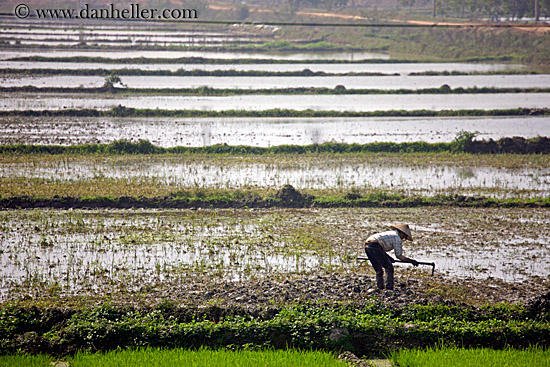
[0, 68, 398, 77]
[7, 55, 517, 64]
[1, 186, 549, 210]
[0, 302, 547, 358]
[1, 134, 549, 155]
[409, 70, 544, 76]
[1, 68, 544, 78]
[1, 107, 550, 119]
[2, 85, 550, 95]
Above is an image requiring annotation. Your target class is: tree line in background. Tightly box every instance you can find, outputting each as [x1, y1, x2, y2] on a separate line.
[274, 0, 550, 19]
[398, 0, 549, 19]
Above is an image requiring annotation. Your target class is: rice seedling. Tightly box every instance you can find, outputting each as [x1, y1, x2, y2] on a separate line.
[0, 354, 53, 367]
[69, 348, 348, 367]
[390, 346, 550, 367]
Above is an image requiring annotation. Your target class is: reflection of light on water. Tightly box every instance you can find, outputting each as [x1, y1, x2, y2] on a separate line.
[200, 121, 212, 147]
[411, 244, 548, 283]
[3, 116, 549, 147]
[4, 94, 550, 113]
[307, 127, 322, 144]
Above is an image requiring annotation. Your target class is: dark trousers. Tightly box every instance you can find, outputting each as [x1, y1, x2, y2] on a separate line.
[365, 243, 394, 290]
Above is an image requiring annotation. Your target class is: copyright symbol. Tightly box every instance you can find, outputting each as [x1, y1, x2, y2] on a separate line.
[14, 4, 30, 19]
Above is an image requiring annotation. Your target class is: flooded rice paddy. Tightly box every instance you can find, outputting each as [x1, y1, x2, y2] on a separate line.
[1, 207, 548, 300]
[4, 74, 550, 90]
[1, 28, 272, 47]
[3, 93, 550, 111]
[1, 155, 548, 198]
[2, 116, 549, 146]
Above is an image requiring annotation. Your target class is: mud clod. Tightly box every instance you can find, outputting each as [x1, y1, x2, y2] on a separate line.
[338, 351, 372, 367]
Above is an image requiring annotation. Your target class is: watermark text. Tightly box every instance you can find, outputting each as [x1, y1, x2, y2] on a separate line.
[14, 3, 198, 20]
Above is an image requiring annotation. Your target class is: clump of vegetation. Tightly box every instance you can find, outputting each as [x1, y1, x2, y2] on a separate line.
[101, 73, 127, 91]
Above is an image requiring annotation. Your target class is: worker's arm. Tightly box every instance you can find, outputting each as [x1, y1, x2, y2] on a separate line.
[396, 254, 419, 266]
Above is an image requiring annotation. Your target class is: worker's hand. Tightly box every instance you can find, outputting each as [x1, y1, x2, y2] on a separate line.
[411, 260, 419, 267]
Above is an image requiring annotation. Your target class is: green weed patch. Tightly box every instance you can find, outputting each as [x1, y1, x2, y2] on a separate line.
[0, 302, 547, 357]
[2, 107, 549, 119]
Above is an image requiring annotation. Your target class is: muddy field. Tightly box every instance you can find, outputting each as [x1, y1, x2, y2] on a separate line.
[2, 207, 548, 308]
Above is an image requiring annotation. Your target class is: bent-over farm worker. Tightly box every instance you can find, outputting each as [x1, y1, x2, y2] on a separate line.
[364, 224, 419, 290]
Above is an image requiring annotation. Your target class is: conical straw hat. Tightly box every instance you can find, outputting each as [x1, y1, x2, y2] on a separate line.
[390, 224, 413, 241]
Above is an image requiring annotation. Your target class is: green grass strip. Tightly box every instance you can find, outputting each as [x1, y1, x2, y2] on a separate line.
[409, 70, 543, 76]
[1, 107, 549, 118]
[2, 86, 549, 95]
[70, 347, 347, 367]
[391, 346, 550, 367]
[0, 68, 395, 77]
[2, 68, 542, 77]
[0, 354, 52, 367]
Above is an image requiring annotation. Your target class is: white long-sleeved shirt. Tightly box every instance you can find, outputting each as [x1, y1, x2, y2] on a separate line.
[365, 230, 404, 258]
